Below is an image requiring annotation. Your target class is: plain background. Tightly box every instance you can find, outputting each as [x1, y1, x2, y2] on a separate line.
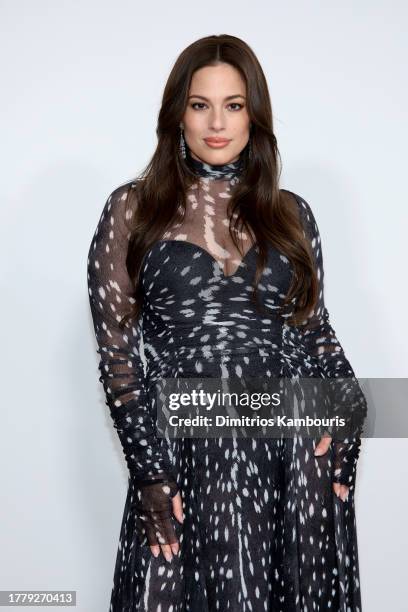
[1, 1, 407, 610]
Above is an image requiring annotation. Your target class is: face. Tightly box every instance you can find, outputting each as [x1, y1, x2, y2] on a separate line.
[181, 62, 251, 165]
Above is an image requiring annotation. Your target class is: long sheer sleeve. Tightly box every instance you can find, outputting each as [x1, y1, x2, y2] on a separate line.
[293, 192, 367, 489]
[87, 182, 179, 546]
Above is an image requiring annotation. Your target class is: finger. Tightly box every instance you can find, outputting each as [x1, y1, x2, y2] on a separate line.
[145, 520, 164, 547]
[333, 482, 341, 497]
[339, 485, 349, 502]
[156, 526, 178, 547]
[148, 521, 179, 556]
[162, 520, 180, 556]
[332, 482, 350, 502]
[314, 435, 332, 456]
[160, 543, 173, 562]
[172, 492, 184, 524]
[150, 544, 160, 557]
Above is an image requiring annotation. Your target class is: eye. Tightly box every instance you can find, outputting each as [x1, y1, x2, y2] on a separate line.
[227, 103, 244, 111]
[190, 102, 245, 111]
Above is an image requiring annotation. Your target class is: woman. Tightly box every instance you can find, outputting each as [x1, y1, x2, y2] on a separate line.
[87, 34, 366, 612]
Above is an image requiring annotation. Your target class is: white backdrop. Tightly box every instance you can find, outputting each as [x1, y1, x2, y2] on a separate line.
[1, 1, 407, 610]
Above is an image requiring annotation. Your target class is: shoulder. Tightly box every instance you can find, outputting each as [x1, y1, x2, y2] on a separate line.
[98, 178, 141, 231]
[279, 188, 320, 240]
[279, 188, 315, 221]
[105, 179, 139, 212]
[89, 180, 139, 252]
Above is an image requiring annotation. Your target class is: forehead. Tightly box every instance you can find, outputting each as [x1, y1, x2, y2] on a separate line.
[189, 64, 246, 97]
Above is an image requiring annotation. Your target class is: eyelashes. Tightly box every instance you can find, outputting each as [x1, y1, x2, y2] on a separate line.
[190, 102, 245, 112]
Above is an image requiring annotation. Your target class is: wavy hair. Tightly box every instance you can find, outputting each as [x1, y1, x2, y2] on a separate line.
[120, 34, 318, 327]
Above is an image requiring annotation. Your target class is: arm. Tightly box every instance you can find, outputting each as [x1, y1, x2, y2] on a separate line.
[292, 192, 367, 489]
[87, 182, 179, 545]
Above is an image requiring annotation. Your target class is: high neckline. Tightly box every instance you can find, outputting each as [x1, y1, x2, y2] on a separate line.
[184, 140, 246, 181]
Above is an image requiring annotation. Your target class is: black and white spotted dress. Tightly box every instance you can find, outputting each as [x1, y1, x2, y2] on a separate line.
[87, 147, 366, 612]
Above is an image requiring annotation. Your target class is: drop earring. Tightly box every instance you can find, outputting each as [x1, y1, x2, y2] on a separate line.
[179, 126, 186, 159]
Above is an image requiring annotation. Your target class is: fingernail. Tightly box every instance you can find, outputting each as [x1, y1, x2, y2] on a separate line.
[164, 553, 172, 562]
[152, 549, 159, 557]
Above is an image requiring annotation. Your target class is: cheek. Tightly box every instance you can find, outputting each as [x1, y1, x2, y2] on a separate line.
[184, 111, 205, 135]
[232, 114, 250, 138]
[233, 127, 251, 150]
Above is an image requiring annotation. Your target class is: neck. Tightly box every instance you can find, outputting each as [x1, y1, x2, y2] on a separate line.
[184, 141, 246, 180]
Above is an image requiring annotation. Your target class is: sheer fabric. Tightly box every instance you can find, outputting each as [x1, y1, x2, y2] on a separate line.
[87, 144, 366, 609]
[295, 198, 367, 487]
[161, 177, 256, 279]
[87, 186, 180, 546]
[162, 145, 254, 279]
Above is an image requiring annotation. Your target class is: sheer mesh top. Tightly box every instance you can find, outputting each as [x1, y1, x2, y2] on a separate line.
[161, 145, 254, 279]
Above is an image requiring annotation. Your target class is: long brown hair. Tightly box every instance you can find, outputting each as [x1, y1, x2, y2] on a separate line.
[120, 34, 318, 328]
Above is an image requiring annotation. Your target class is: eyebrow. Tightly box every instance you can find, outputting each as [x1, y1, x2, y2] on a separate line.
[188, 94, 246, 101]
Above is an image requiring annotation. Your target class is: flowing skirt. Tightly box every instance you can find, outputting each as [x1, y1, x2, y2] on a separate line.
[109, 349, 362, 611]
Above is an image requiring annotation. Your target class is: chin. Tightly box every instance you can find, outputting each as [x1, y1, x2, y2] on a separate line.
[202, 150, 240, 165]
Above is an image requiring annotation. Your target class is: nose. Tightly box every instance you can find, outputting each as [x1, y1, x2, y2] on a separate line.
[208, 106, 226, 131]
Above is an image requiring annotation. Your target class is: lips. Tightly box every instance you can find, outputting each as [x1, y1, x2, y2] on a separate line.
[203, 137, 231, 149]
[204, 137, 230, 144]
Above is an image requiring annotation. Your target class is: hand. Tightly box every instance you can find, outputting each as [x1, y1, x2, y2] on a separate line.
[134, 475, 184, 563]
[148, 490, 184, 562]
[314, 434, 350, 502]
